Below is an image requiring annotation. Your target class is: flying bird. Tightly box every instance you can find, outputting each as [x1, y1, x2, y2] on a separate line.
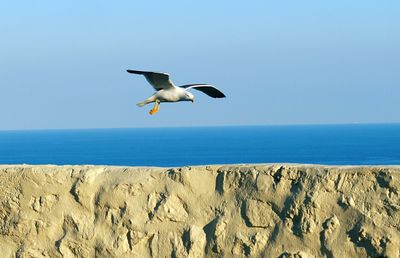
[127, 69, 226, 115]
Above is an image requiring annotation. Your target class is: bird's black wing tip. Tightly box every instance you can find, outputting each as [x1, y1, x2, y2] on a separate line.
[213, 90, 226, 98]
[210, 92, 226, 98]
[127, 69, 148, 74]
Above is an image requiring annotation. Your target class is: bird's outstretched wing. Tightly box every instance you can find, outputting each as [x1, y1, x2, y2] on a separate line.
[180, 84, 226, 98]
[127, 70, 175, 90]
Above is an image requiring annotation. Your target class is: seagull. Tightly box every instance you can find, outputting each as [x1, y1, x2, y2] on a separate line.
[127, 69, 226, 115]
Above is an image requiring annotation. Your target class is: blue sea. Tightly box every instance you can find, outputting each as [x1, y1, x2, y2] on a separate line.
[0, 124, 399, 167]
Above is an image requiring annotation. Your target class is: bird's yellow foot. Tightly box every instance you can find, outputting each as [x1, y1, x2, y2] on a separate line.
[149, 108, 158, 115]
[149, 101, 160, 115]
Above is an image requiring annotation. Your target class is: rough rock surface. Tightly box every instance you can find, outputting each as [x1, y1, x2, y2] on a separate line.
[0, 164, 399, 257]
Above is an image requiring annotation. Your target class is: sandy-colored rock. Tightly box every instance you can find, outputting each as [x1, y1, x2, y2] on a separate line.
[0, 164, 400, 257]
[155, 195, 188, 222]
[244, 199, 279, 228]
[185, 225, 207, 258]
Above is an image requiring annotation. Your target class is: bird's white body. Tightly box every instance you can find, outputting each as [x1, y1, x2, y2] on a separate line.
[154, 87, 193, 103]
[137, 87, 194, 108]
[127, 69, 225, 114]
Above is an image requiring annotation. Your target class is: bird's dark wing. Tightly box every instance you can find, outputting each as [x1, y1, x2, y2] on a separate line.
[127, 70, 175, 90]
[180, 84, 226, 98]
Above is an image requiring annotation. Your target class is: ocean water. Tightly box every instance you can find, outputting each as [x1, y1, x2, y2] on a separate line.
[0, 124, 399, 167]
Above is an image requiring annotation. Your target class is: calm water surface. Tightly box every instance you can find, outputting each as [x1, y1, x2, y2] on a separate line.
[0, 124, 399, 166]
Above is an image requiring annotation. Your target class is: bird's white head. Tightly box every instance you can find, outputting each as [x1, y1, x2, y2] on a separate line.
[184, 91, 195, 103]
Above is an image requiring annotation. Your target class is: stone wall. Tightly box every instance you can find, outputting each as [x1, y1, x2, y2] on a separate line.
[0, 165, 399, 257]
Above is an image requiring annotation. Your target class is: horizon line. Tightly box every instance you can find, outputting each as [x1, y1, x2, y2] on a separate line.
[1, 122, 400, 132]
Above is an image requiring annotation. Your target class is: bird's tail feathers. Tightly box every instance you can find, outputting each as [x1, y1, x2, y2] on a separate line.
[136, 101, 147, 107]
[137, 96, 156, 107]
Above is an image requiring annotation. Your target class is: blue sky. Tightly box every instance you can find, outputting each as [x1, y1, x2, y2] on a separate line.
[1, 1, 399, 130]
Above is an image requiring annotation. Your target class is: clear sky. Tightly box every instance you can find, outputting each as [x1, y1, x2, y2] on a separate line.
[1, 1, 399, 130]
